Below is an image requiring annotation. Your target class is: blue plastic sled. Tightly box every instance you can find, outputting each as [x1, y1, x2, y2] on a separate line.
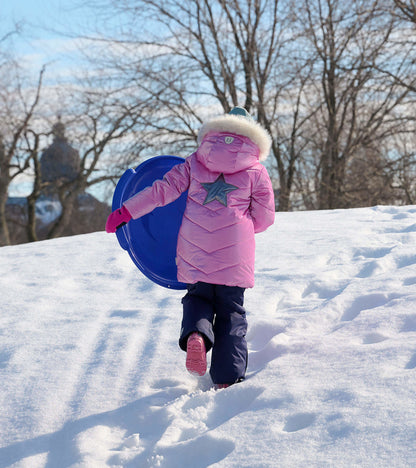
[112, 155, 187, 289]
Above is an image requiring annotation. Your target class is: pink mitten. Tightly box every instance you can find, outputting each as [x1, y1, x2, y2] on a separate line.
[105, 206, 132, 233]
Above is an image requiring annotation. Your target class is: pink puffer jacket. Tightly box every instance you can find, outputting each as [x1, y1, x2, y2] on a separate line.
[124, 113, 275, 288]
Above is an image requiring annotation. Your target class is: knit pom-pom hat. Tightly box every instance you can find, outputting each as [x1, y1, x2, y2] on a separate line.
[229, 106, 253, 119]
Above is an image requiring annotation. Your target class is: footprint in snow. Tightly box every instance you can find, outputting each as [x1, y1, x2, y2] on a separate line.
[283, 412, 317, 432]
[402, 223, 416, 233]
[180, 384, 264, 433]
[400, 315, 416, 332]
[247, 320, 286, 351]
[325, 413, 355, 440]
[248, 338, 289, 373]
[392, 212, 411, 220]
[354, 246, 394, 259]
[396, 253, 416, 269]
[357, 260, 385, 279]
[301, 280, 347, 300]
[0, 349, 12, 369]
[110, 309, 140, 319]
[405, 352, 416, 370]
[150, 434, 235, 468]
[402, 277, 416, 286]
[151, 378, 184, 390]
[362, 332, 388, 345]
[341, 293, 392, 322]
[133, 384, 263, 467]
[323, 389, 356, 405]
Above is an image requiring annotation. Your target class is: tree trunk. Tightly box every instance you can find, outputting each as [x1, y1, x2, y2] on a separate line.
[0, 135, 11, 245]
[0, 189, 11, 246]
[46, 180, 84, 239]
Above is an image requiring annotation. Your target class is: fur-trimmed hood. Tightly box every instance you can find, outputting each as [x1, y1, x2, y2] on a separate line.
[197, 114, 272, 161]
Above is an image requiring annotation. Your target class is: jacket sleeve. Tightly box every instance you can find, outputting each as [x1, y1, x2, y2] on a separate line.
[123, 158, 191, 219]
[250, 166, 275, 233]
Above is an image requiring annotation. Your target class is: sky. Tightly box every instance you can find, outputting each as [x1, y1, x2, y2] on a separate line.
[3, 0, 63, 26]
[2, 0, 92, 74]
[3, 0, 82, 39]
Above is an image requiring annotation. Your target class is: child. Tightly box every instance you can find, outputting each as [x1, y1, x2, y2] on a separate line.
[106, 107, 275, 388]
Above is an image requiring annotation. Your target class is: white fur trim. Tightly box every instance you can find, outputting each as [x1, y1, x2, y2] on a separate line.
[198, 114, 272, 161]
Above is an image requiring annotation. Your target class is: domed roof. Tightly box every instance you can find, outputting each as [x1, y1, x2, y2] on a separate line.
[40, 120, 80, 186]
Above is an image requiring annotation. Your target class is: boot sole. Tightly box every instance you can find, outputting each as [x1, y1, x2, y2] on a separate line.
[186, 335, 207, 376]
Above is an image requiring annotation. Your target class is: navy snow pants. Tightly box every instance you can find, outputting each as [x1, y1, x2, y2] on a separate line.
[179, 282, 248, 384]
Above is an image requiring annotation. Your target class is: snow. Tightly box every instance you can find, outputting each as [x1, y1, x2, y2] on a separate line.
[1, 205, 416, 468]
[35, 199, 62, 225]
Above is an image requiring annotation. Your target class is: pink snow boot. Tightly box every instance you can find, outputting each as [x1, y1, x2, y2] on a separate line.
[186, 332, 207, 376]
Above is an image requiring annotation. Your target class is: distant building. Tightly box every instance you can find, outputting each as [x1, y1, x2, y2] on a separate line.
[6, 120, 109, 244]
[40, 119, 81, 194]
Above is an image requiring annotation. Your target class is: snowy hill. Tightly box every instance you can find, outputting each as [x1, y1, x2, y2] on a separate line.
[1, 205, 416, 468]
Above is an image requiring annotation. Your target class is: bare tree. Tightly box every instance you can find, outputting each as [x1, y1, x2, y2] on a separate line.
[79, 0, 309, 209]
[81, 0, 416, 211]
[291, 0, 415, 209]
[371, 1, 416, 95]
[24, 82, 148, 241]
[25, 129, 45, 242]
[38, 0, 414, 214]
[383, 127, 416, 204]
[393, 0, 416, 23]
[0, 60, 45, 245]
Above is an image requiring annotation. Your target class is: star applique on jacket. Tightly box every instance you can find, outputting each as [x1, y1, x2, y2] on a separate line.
[201, 173, 238, 207]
